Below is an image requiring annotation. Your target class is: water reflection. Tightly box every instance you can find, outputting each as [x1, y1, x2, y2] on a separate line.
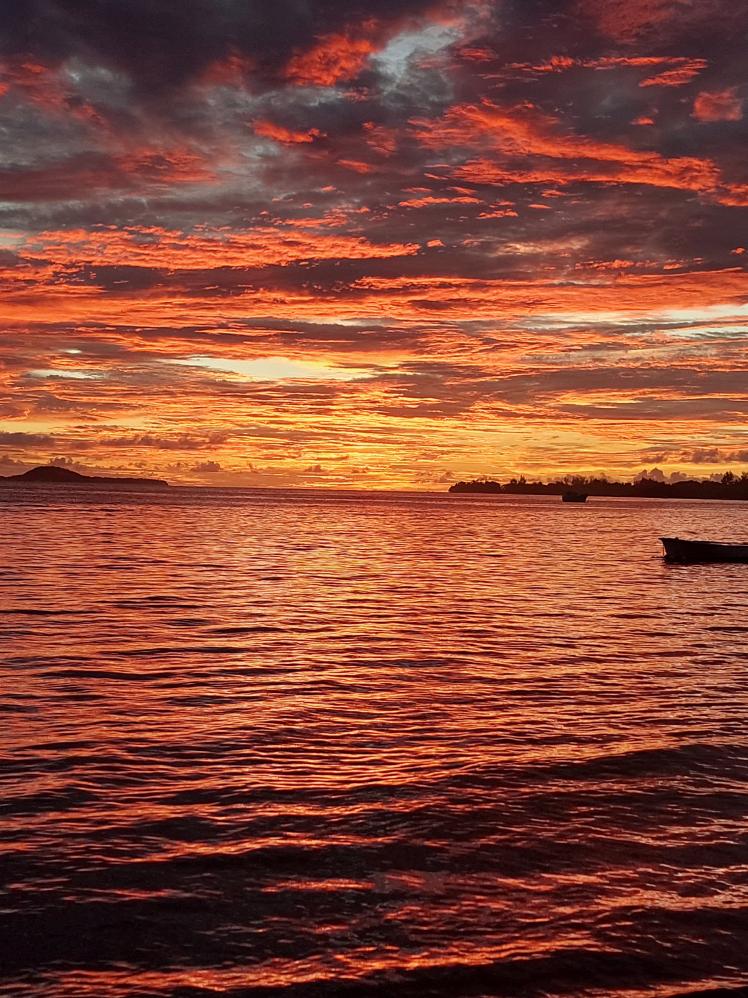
[2, 488, 748, 997]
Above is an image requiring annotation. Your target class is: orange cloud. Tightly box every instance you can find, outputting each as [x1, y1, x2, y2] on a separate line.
[116, 147, 216, 185]
[692, 88, 744, 122]
[337, 158, 375, 174]
[0, 143, 216, 202]
[412, 99, 747, 200]
[363, 122, 398, 157]
[577, 0, 714, 43]
[505, 55, 706, 81]
[196, 51, 255, 88]
[639, 63, 706, 87]
[17, 223, 422, 272]
[347, 268, 748, 321]
[458, 46, 496, 63]
[7, 247, 746, 336]
[0, 58, 105, 128]
[397, 196, 481, 208]
[254, 120, 324, 144]
[284, 24, 378, 85]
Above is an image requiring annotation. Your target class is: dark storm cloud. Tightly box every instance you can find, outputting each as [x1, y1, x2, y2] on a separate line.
[1, 0, 440, 92]
[102, 430, 232, 450]
[0, 430, 55, 446]
[9, 0, 739, 97]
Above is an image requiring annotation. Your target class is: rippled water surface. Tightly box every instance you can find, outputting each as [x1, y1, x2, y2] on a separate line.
[2, 486, 748, 998]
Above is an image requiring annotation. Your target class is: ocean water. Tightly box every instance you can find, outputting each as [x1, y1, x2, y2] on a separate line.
[2, 486, 748, 998]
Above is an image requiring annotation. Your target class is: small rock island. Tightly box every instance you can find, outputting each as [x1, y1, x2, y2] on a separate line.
[0, 466, 169, 488]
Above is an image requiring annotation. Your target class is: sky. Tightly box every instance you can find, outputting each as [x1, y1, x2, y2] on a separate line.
[1, 0, 747, 489]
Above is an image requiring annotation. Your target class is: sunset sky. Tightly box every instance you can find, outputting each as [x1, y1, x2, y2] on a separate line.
[2, 0, 747, 488]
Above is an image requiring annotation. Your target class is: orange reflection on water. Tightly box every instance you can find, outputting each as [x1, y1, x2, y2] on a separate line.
[2, 488, 748, 996]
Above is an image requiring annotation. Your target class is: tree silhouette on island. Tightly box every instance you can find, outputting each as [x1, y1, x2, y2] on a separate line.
[449, 472, 748, 501]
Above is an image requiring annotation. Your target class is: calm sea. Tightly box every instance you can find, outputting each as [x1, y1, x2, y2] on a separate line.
[2, 487, 748, 998]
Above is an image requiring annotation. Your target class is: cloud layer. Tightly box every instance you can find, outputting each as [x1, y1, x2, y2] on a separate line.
[2, 0, 747, 486]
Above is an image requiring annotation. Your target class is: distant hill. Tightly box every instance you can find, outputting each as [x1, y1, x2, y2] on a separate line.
[0, 466, 170, 487]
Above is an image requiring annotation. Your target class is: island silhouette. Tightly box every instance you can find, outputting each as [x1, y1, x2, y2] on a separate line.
[0, 466, 169, 487]
[449, 473, 748, 502]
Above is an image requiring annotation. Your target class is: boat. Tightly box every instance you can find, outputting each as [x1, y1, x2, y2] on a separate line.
[661, 537, 748, 563]
[562, 491, 588, 503]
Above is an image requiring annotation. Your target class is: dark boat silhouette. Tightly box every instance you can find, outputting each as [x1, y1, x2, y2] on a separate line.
[661, 537, 748, 563]
[562, 491, 588, 503]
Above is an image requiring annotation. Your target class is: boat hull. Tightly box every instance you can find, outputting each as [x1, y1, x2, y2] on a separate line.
[562, 492, 588, 503]
[661, 537, 748, 563]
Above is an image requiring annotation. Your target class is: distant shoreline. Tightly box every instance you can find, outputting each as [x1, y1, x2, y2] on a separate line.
[2, 466, 747, 499]
[449, 476, 748, 502]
